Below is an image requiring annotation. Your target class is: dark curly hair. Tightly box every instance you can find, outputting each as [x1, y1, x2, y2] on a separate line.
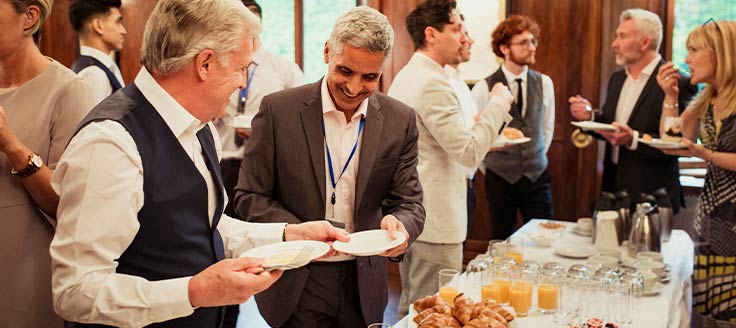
[405, 0, 457, 50]
[491, 15, 540, 58]
[68, 0, 122, 33]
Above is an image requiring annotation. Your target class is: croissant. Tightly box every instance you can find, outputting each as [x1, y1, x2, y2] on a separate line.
[476, 298, 514, 322]
[452, 293, 475, 325]
[470, 304, 506, 325]
[413, 294, 448, 313]
[464, 316, 506, 328]
[412, 303, 452, 324]
[417, 312, 461, 328]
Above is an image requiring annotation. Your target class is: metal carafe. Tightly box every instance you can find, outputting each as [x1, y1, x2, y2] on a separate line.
[592, 192, 618, 243]
[615, 191, 631, 244]
[653, 188, 673, 242]
[639, 194, 661, 237]
[627, 202, 661, 257]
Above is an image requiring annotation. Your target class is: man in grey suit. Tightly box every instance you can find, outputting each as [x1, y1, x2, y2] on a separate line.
[387, 0, 514, 316]
[234, 6, 425, 328]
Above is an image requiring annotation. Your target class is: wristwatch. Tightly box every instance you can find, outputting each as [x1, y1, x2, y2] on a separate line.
[11, 153, 43, 178]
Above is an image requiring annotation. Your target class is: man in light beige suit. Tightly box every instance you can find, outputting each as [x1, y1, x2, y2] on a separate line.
[387, 0, 514, 316]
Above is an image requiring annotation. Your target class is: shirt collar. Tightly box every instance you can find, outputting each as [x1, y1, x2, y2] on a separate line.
[134, 67, 206, 137]
[80, 46, 116, 69]
[501, 63, 528, 82]
[414, 52, 449, 78]
[626, 53, 662, 81]
[444, 65, 461, 80]
[320, 78, 369, 120]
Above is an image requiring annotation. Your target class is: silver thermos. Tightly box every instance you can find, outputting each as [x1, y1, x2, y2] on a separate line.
[628, 202, 661, 257]
[615, 190, 631, 244]
[653, 188, 674, 242]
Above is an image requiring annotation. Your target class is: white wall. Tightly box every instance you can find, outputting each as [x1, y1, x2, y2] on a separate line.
[456, 0, 504, 84]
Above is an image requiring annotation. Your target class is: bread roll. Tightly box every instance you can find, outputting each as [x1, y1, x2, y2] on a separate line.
[502, 127, 524, 140]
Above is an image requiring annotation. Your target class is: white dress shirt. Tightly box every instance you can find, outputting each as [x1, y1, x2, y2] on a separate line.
[319, 78, 367, 261]
[610, 54, 662, 163]
[445, 65, 480, 179]
[76, 46, 125, 104]
[471, 64, 556, 153]
[216, 46, 304, 160]
[50, 67, 285, 327]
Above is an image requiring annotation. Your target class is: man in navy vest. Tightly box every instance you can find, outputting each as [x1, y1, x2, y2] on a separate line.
[50, 1, 349, 327]
[68, 0, 127, 104]
[471, 15, 556, 239]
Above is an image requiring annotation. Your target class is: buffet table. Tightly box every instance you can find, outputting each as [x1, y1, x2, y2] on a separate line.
[394, 219, 695, 328]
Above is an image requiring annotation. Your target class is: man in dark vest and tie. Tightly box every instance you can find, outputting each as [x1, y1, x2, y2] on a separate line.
[68, 0, 127, 104]
[471, 15, 556, 239]
[50, 1, 349, 327]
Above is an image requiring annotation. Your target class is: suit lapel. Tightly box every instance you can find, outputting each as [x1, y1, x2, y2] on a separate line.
[300, 82, 327, 207]
[354, 94, 383, 219]
[604, 72, 626, 123]
[627, 61, 664, 125]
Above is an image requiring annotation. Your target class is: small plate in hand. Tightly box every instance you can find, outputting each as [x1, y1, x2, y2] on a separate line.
[639, 138, 687, 149]
[333, 230, 406, 256]
[571, 121, 619, 131]
[239, 240, 330, 271]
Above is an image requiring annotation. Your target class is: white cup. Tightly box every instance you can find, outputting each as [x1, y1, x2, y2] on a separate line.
[637, 251, 663, 263]
[636, 260, 665, 278]
[641, 271, 658, 290]
[577, 217, 593, 232]
[587, 255, 618, 268]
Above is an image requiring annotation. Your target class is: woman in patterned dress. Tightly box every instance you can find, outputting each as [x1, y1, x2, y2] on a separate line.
[656, 20, 736, 327]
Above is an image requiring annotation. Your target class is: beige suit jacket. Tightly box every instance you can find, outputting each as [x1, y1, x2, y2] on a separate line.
[388, 53, 511, 243]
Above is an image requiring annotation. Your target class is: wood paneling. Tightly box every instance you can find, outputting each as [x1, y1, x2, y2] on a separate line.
[40, 0, 77, 67]
[119, 0, 158, 84]
[372, 0, 425, 93]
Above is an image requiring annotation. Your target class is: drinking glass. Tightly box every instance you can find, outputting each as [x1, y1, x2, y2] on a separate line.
[505, 237, 524, 265]
[538, 267, 562, 314]
[438, 269, 459, 304]
[367, 324, 390, 328]
[558, 264, 590, 325]
[488, 239, 507, 262]
[510, 268, 534, 317]
[483, 262, 511, 304]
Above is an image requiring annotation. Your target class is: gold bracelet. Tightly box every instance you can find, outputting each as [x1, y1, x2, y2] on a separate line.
[663, 101, 679, 109]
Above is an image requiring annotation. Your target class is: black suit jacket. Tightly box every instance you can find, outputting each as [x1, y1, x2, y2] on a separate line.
[233, 80, 425, 327]
[594, 60, 697, 211]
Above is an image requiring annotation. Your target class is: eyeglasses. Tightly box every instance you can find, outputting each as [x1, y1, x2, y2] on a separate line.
[702, 18, 723, 37]
[509, 38, 538, 48]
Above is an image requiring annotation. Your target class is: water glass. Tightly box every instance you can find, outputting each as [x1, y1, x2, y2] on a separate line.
[505, 237, 524, 264]
[367, 324, 390, 328]
[558, 264, 591, 325]
[438, 269, 459, 304]
[488, 239, 507, 261]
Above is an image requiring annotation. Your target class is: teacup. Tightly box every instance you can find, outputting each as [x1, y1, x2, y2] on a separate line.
[636, 260, 665, 278]
[637, 251, 663, 263]
[577, 217, 593, 232]
[641, 271, 658, 290]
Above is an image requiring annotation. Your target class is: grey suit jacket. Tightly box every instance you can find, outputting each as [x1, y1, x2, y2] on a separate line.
[233, 80, 425, 327]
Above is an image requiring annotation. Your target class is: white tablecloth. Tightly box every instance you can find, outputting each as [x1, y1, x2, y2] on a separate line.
[394, 219, 694, 328]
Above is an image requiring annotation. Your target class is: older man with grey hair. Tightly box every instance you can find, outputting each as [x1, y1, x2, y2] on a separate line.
[569, 8, 696, 211]
[49, 0, 348, 327]
[234, 6, 425, 328]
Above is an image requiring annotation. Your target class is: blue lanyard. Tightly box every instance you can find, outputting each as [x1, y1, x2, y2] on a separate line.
[239, 64, 258, 104]
[323, 117, 365, 205]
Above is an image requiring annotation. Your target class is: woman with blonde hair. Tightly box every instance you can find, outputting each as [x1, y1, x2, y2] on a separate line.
[657, 19, 736, 327]
[0, 0, 94, 325]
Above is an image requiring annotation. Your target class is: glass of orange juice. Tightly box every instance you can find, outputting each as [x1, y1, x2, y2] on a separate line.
[510, 268, 534, 317]
[538, 266, 563, 314]
[483, 263, 511, 304]
[505, 237, 524, 264]
[438, 269, 459, 304]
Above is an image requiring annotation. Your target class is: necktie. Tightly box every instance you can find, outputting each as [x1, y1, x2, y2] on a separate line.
[515, 78, 524, 117]
[196, 125, 226, 260]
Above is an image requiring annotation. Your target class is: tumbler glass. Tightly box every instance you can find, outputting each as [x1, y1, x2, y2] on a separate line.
[505, 237, 525, 264]
[538, 267, 562, 314]
[438, 269, 459, 304]
[510, 268, 534, 317]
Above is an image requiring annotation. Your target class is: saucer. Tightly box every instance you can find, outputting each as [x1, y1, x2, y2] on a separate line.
[572, 226, 592, 237]
[643, 282, 666, 296]
[659, 272, 672, 283]
[554, 243, 595, 258]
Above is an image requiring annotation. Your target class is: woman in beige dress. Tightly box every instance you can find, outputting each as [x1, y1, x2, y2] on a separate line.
[0, 0, 94, 326]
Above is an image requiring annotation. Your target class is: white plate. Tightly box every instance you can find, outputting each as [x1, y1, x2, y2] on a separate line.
[333, 230, 406, 256]
[639, 138, 687, 149]
[571, 226, 593, 237]
[571, 121, 619, 131]
[406, 303, 518, 328]
[643, 282, 666, 296]
[239, 240, 329, 270]
[554, 243, 596, 258]
[232, 114, 254, 129]
[491, 136, 531, 147]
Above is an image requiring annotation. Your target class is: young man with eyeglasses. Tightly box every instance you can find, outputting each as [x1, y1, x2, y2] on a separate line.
[471, 15, 556, 240]
[568, 8, 697, 211]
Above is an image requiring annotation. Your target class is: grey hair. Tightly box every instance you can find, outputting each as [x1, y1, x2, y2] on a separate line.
[9, 0, 53, 43]
[327, 6, 394, 58]
[141, 0, 262, 75]
[620, 8, 663, 52]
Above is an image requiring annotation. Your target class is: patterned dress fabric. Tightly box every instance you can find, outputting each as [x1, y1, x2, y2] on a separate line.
[693, 105, 736, 327]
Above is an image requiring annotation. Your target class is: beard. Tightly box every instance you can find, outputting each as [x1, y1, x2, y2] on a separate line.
[509, 50, 535, 66]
